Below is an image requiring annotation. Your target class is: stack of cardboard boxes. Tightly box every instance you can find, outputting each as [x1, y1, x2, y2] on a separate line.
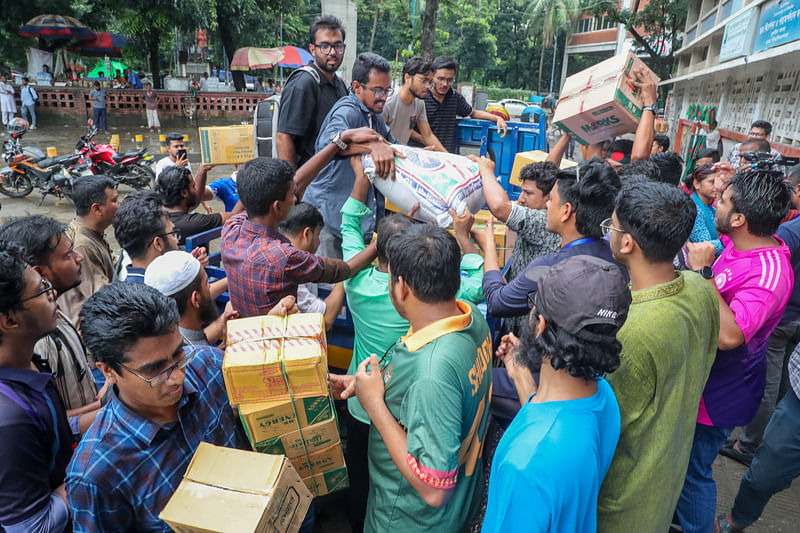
[222, 313, 349, 497]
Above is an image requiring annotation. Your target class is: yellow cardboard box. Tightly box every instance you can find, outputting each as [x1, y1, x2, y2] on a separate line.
[301, 466, 350, 497]
[289, 442, 346, 479]
[447, 222, 508, 267]
[508, 151, 578, 187]
[199, 125, 255, 166]
[239, 395, 333, 445]
[252, 416, 340, 458]
[553, 51, 660, 146]
[158, 442, 312, 533]
[223, 313, 328, 405]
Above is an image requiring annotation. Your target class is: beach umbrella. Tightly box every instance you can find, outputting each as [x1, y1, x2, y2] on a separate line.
[67, 32, 131, 57]
[278, 46, 313, 68]
[19, 14, 95, 41]
[231, 47, 284, 71]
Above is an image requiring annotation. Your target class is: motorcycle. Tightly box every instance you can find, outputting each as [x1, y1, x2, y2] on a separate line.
[0, 136, 86, 205]
[76, 119, 155, 190]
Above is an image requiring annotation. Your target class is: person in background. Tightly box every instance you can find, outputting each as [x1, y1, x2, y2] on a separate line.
[695, 147, 721, 169]
[66, 283, 250, 531]
[89, 81, 109, 134]
[700, 120, 722, 155]
[687, 163, 723, 254]
[36, 64, 53, 86]
[680, 170, 794, 533]
[19, 77, 38, 130]
[734, 137, 778, 173]
[144, 82, 160, 132]
[0, 241, 74, 533]
[0, 74, 16, 126]
[728, 120, 781, 168]
[598, 182, 719, 532]
[649, 151, 684, 186]
[145, 251, 238, 346]
[58, 176, 119, 328]
[207, 164, 242, 212]
[277, 202, 346, 330]
[651, 133, 670, 154]
[616, 160, 662, 185]
[382, 56, 446, 151]
[126, 68, 142, 89]
[113, 70, 125, 87]
[198, 72, 209, 92]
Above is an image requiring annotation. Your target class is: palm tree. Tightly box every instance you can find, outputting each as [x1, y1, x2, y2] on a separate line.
[527, 0, 580, 93]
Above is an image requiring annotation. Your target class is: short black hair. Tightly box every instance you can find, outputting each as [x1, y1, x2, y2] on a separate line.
[170, 269, 205, 316]
[616, 160, 661, 184]
[352, 53, 391, 85]
[156, 166, 191, 208]
[237, 157, 295, 217]
[740, 137, 771, 153]
[73, 175, 116, 216]
[80, 282, 179, 372]
[751, 120, 772, 135]
[607, 139, 633, 158]
[727, 170, 792, 237]
[165, 132, 184, 145]
[517, 307, 622, 380]
[653, 134, 670, 152]
[696, 147, 720, 162]
[519, 162, 558, 195]
[787, 164, 800, 186]
[277, 202, 324, 237]
[376, 213, 415, 265]
[615, 182, 697, 263]
[555, 158, 622, 239]
[113, 191, 167, 259]
[432, 56, 457, 73]
[0, 216, 66, 266]
[0, 241, 28, 319]
[649, 151, 684, 186]
[403, 56, 432, 78]
[386, 224, 460, 303]
[309, 14, 345, 44]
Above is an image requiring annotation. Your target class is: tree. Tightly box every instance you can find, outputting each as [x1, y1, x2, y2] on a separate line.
[420, 0, 440, 60]
[526, 0, 579, 92]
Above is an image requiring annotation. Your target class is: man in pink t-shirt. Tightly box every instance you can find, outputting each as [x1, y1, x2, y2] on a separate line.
[680, 170, 794, 533]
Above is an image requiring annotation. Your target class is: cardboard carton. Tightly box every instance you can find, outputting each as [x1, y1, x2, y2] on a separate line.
[199, 125, 255, 166]
[300, 466, 350, 497]
[158, 442, 312, 533]
[508, 151, 578, 187]
[289, 443, 346, 479]
[553, 51, 660, 146]
[253, 416, 340, 458]
[447, 221, 508, 267]
[223, 314, 328, 404]
[239, 395, 334, 445]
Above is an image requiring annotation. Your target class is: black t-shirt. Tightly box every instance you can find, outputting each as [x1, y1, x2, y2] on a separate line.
[168, 210, 223, 246]
[277, 63, 348, 166]
[424, 89, 474, 153]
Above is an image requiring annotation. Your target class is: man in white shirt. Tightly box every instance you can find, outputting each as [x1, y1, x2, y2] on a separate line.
[198, 72, 209, 92]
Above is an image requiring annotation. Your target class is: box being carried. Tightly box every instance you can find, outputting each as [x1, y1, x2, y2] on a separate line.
[158, 442, 312, 533]
[553, 51, 660, 146]
[508, 150, 578, 187]
[223, 313, 328, 404]
[199, 125, 255, 166]
[239, 395, 334, 447]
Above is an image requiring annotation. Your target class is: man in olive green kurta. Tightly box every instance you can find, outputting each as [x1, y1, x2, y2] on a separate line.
[598, 182, 720, 532]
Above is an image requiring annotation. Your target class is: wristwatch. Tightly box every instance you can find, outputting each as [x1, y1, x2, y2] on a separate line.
[642, 104, 657, 114]
[330, 131, 348, 150]
[695, 266, 714, 280]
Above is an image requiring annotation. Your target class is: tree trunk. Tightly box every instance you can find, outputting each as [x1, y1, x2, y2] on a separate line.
[149, 29, 161, 89]
[369, 0, 383, 52]
[217, 15, 245, 91]
[538, 42, 545, 94]
[420, 0, 440, 60]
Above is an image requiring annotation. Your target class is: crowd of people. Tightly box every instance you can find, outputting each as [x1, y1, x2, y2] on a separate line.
[2, 12, 800, 533]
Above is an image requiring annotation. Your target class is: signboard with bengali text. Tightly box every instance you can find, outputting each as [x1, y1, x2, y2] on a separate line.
[754, 0, 800, 53]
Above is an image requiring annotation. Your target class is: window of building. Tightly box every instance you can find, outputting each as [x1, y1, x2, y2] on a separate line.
[596, 15, 616, 30]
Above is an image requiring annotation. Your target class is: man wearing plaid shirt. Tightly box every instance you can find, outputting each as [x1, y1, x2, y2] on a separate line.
[66, 282, 248, 532]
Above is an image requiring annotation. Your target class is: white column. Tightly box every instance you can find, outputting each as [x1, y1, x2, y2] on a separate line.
[322, 0, 358, 84]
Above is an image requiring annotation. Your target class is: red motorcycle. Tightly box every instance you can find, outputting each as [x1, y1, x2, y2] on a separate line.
[75, 119, 155, 190]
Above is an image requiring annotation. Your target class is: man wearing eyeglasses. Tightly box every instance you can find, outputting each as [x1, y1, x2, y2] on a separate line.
[383, 56, 446, 151]
[66, 282, 249, 532]
[276, 14, 349, 167]
[727, 120, 782, 170]
[424, 56, 507, 154]
[0, 241, 75, 533]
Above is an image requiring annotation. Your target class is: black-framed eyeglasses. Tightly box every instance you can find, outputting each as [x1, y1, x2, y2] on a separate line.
[158, 229, 181, 242]
[435, 76, 455, 85]
[21, 278, 55, 303]
[526, 290, 537, 310]
[362, 85, 394, 98]
[600, 217, 625, 237]
[119, 338, 198, 388]
[314, 41, 346, 55]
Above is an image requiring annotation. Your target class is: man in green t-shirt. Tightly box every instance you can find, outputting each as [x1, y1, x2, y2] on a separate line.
[335, 223, 492, 532]
[598, 181, 720, 532]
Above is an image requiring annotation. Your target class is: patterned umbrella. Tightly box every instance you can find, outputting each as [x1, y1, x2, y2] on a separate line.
[231, 47, 285, 71]
[19, 14, 95, 41]
[67, 32, 131, 57]
[278, 46, 313, 68]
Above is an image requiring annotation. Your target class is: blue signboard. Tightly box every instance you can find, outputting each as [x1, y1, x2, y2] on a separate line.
[754, 0, 800, 53]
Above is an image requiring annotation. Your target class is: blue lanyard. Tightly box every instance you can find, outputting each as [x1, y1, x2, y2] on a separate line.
[563, 237, 598, 249]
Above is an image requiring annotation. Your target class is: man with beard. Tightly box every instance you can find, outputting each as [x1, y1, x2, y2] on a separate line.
[144, 251, 236, 347]
[0, 216, 101, 423]
[383, 56, 446, 151]
[276, 15, 349, 167]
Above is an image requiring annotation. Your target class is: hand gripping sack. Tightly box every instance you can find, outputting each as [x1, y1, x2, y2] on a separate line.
[362, 145, 485, 227]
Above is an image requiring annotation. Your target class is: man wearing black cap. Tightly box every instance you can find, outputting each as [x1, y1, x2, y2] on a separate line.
[481, 255, 631, 532]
